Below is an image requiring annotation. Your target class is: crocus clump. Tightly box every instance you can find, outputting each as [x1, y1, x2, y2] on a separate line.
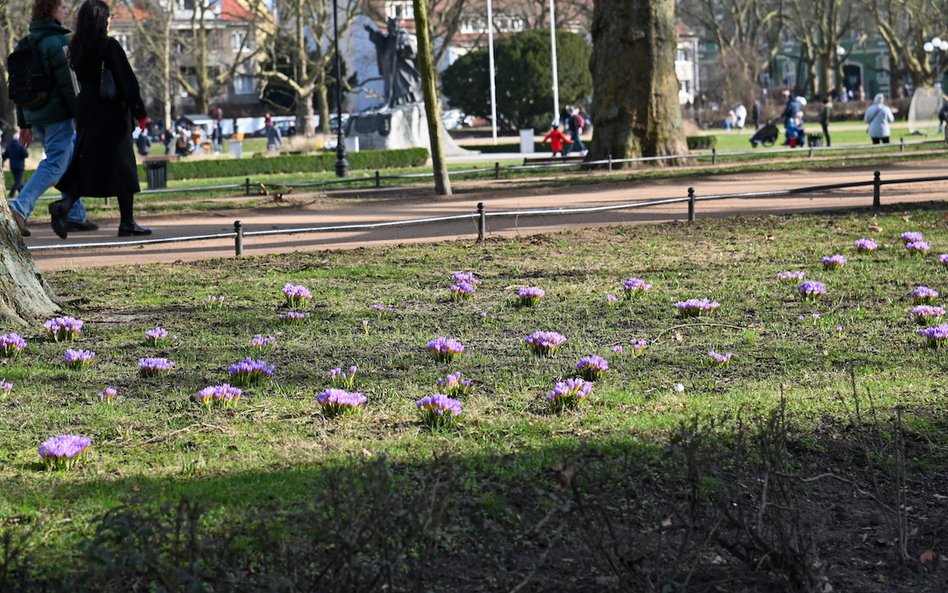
[674, 298, 720, 317]
[427, 337, 465, 362]
[546, 378, 592, 412]
[228, 357, 275, 386]
[0, 381, 12, 396]
[853, 238, 878, 252]
[0, 333, 27, 357]
[203, 294, 225, 308]
[613, 345, 623, 354]
[905, 241, 930, 254]
[196, 384, 242, 408]
[622, 277, 652, 298]
[145, 326, 170, 346]
[251, 334, 276, 352]
[371, 303, 395, 317]
[797, 280, 828, 300]
[912, 286, 939, 305]
[139, 357, 175, 376]
[44, 316, 83, 341]
[910, 305, 945, 325]
[900, 231, 924, 244]
[38, 434, 91, 470]
[939, 254, 948, 267]
[449, 271, 481, 301]
[329, 365, 358, 389]
[63, 349, 95, 369]
[605, 294, 619, 305]
[516, 287, 545, 307]
[417, 394, 462, 428]
[821, 254, 847, 269]
[282, 283, 313, 308]
[317, 388, 366, 417]
[523, 331, 567, 356]
[776, 271, 806, 282]
[917, 324, 948, 349]
[97, 387, 117, 403]
[708, 350, 733, 366]
[436, 371, 472, 397]
[278, 311, 307, 322]
[576, 355, 609, 381]
[630, 339, 649, 356]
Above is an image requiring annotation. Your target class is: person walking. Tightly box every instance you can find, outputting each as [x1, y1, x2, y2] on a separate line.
[565, 108, 586, 156]
[819, 97, 832, 147]
[864, 93, 895, 145]
[937, 97, 948, 135]
[48, 0, 150, 239]
[8, 0, 97, 237]
[541, 122, 571, 157]
[265, 117, 282, 153]
[2, 131, 29, 198]
[751, 99, 761, 129]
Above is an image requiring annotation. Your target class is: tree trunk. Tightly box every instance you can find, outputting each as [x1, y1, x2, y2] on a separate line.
[0, 181, 61, 324]
[587, 0, 687, 165]
[412, 0, 452, 196]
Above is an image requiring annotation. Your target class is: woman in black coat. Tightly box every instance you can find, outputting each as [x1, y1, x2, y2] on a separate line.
[49, 0, 150, 239]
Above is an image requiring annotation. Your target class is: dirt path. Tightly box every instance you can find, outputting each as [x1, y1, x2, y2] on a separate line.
[26, 160, 948, 271]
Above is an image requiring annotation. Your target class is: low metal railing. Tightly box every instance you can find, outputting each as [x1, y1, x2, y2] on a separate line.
[27, 170, 948, 255]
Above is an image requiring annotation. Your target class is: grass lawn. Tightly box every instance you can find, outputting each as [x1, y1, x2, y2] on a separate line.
[1, 206, 946, 591]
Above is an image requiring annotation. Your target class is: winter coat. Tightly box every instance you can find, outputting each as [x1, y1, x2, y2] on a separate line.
[15, 21, 79, 127]
[56, 37, 146, 197]
[2, 139, 29, 171]
[864, 94, 894, 139]
[542, 128, 571, 152]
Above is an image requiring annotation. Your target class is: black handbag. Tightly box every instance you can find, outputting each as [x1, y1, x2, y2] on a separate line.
[100, 61, 117, 100]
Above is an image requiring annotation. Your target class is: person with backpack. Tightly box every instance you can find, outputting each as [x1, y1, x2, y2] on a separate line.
[564, 107, 586, 156]
[48, 0, 150, 239]
[2, 131, 29, 198]
[7, 0, 98, 237]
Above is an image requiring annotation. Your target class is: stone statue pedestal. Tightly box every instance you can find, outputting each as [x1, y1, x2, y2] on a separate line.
[346, 103, 468, 156]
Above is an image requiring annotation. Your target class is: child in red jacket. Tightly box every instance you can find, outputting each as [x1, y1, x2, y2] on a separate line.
[542, 123, 571, 157]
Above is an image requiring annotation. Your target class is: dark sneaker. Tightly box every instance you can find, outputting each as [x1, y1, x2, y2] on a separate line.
[117, 223, 152, 237]
[66, 220, 100, 232]
[10, 209, 30, 237]
[48, 201, 69, 240]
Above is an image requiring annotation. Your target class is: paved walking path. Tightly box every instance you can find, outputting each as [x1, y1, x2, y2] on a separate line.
[24, 160, 948, 271]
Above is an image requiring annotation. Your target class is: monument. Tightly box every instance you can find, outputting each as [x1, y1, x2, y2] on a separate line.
[347, 16, 465, 154]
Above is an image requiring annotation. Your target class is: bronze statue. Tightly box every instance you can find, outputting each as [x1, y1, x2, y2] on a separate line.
[365, 17, 420, 108]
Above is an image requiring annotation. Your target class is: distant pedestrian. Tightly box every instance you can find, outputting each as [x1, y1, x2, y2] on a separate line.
[751, 99, 761, 129]
[135, 129, 151, 156]
[2, 132, 29, 197]
[264, 113, 282, 153]
[864, 93, 895, 144]
[937, 98, 947, 134]
[565, 108, 586, 156]
[541, 122, 571, 157]
[559, 105, 571, 129]
[734, 103, 747, 129]
[724, 110, 737, 130]
[819, 97, 832, 147]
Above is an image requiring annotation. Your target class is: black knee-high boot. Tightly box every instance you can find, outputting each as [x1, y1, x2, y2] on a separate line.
[117, 193, 152, 237]
[48, 192, 80, 239]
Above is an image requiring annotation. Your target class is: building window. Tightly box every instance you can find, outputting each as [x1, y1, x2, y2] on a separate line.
[460, 16, 486, 34]
[385, 1, 414, 19]
[233, 75, 256, 95]
[115, 34, 132, 53]
[232, 31, 253, 51]
[676, 48, 687, 62]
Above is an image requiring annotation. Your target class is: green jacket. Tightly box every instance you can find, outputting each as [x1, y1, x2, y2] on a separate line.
[15, 21, 78, 127]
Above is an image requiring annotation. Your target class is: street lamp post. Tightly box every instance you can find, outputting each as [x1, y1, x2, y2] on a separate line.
[332, 0, 348, 178]
[834, 45, 846, 98]
[923, 36, 948, 87]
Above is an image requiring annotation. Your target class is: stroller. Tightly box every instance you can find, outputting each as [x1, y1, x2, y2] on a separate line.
[749, 123, 779, 148]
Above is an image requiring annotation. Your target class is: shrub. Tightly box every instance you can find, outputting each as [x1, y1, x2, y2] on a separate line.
[686, 136, 717, 150]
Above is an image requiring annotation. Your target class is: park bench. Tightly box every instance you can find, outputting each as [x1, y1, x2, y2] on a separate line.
[522, 155, 585, 166]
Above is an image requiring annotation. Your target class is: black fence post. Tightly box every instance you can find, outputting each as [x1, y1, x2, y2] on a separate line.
[687, 187, 696, 221]
[494, 162, 500, 180]
[477, 202, 486, 243]
[711, 148, 717, 165]
[607, 154, 613, 171]
[375, 170, 381, 188]
[234, 220, 243, 256]
[872, 171, 881, 210]
[244, 177, 251, 195]
[899, 137, 905, 152]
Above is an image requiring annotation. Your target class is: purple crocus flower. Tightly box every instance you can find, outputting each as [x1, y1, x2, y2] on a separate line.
[0, 381, 13, 396]
[900, 231, 924, 244]
[0, 332, 27, 357]
[905, 241, 930, 254]
[251, 334, 276, 351]
[910, 305, 946, 325]
[516, 287, 545, 307]
[44, 316, 83, 341]
[912, 286, 939, 304]
[329, 365, 358, 389]
[776, 271, 806, 282]
[437, 371, 473, 397]
[674, 298, 720, 317]
[417, 394, 463, 428]
[797, 280, 827, 300]
[605, 294, 618, 305]
[523, 331, 567, 356]
[278, 311, 307, 322]
[708, 350, 733, 365]
[451, 271, 481, 285]
[939, 254, 948, 267]
[145, 326, 169, 345]
[139, 357, 175, 376]
[317, 388, 367, 417]
[821, 254, 847, 269]
[546, 378, 593, 412]
[203, 294, 226, 308]
[450, 281, 477, 300]
[196, 384, 242, 408]
[38, 434, 91, 470]
[64, 348, 95, 368]
[917, 323, 948, 348]
[97, 387, 117, 402]
[630, 339, 649, 356]
[613, 345, 623, 354]
[622, 277, 652, 298]
[371, 303, 395, 316]
[228, 357, 275, 386]
[282, 283, 313, 307]
[853, 238, 878, 252]
[576, 355, 609, 380]
[427, 337, 465, 361]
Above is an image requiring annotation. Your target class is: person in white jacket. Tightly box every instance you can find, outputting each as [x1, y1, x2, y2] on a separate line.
[864, 94, 895, 144]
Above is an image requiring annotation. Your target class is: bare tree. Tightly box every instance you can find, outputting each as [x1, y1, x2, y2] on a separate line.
[783, 0, 856, 99]
[867, 0, 948, 96]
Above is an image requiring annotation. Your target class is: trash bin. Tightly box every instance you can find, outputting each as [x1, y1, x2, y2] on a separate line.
[229, 140, 243, 158]
[145, 159, 167, 189]
[519, 129, 534, 154]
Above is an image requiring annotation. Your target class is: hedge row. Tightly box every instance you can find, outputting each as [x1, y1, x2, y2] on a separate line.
[462, 136, 717, 154]
[4, 148, 429, 188]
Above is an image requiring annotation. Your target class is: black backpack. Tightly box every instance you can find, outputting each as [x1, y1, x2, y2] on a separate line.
[7, 31, 57, 109]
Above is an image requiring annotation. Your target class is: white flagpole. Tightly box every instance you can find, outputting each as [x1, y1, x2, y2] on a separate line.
[487, 0, 498, 143]
[549, 0, 559, 124]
